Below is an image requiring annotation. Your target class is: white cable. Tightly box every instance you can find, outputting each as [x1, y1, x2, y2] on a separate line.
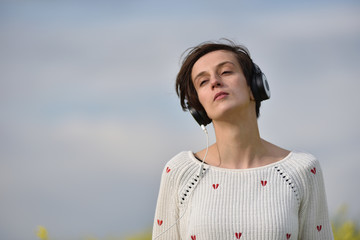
[153, 192, 192, 239]
[198, 124, 209, 178]
[153, 125, 209, 239]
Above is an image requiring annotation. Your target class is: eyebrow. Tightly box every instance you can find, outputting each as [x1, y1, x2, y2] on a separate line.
[193, 61, 236, 84]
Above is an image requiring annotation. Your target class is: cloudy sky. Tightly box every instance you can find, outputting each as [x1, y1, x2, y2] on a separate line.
[1, 0, 359, 239]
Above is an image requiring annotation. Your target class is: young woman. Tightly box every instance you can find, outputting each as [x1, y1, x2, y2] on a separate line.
[152, 41, 333, 239]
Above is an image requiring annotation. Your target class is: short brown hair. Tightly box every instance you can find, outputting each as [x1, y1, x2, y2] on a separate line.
[175, 40, 261, 118]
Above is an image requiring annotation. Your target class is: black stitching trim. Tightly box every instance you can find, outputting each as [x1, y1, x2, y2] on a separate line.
[274, 166, 300, 205]
[179, 168, 207, 205]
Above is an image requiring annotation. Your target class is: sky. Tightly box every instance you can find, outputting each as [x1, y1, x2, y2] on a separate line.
[0, 0, 360, 239]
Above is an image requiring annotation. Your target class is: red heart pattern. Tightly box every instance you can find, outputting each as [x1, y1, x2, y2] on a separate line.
[261, 180, 267, 186]
[317, 225, 322, 232]
[156, 165, 329, 239]
[235, 232, 242, 239]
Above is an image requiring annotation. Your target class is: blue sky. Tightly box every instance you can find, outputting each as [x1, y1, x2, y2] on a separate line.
[1, 1, 360, 239]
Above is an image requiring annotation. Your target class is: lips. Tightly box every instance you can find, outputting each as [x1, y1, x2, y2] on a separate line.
[214, 91, 229, 101]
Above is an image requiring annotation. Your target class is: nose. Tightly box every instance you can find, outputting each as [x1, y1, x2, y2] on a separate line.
[210, 74, 222, 89]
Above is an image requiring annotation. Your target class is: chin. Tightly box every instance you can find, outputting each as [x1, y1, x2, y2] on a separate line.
[208, 105, 235, 120]
[210, 102, 252, 121]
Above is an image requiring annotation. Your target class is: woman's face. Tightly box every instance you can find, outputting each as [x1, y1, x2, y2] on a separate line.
[191, 50, 254, 121]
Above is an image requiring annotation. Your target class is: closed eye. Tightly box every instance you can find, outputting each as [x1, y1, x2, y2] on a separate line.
[199, 79, 208, 86]
[221, 71, 232, 75]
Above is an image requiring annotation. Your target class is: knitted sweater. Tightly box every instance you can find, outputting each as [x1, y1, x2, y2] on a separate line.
[152, 151, 333, 240]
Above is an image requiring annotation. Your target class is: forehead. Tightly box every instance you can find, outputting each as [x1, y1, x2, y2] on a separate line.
[192, 50, 239, 77]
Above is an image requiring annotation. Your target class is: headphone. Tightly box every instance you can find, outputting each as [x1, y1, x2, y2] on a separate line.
[187, 62, 270, 126]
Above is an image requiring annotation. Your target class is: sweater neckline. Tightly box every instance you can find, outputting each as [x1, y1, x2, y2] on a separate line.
[188, 151, 294, 172]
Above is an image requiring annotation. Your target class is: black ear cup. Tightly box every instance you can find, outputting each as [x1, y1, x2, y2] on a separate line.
[188, 104, 212, 127]
[251, 63, 271, 101]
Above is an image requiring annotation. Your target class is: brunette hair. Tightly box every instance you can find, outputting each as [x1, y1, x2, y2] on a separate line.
[175, 40, 261, 118]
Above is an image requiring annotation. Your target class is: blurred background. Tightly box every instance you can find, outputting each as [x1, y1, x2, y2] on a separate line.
[1, 0, 359, 239]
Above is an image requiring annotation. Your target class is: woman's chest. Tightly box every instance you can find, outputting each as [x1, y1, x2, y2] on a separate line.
[179, 172, 300, 239]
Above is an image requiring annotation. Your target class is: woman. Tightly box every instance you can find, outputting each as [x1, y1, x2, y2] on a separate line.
[152, 40, 333, 239]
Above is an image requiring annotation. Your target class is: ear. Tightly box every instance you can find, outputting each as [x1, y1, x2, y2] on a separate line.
[248, 86, 255, 101]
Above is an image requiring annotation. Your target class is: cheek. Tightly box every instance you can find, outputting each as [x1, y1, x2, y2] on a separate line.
[196, 90, 208, 109]
[234, 80, 252, 99]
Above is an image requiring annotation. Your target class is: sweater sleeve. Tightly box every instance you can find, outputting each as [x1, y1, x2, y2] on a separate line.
[152, 162, 181, 240]
[298, 158, 334, 239]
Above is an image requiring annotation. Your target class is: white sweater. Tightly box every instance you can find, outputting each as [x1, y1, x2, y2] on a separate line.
[152, 151, 333, 240]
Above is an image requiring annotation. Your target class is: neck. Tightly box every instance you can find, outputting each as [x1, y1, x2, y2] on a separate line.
[212, 111, 266, 169]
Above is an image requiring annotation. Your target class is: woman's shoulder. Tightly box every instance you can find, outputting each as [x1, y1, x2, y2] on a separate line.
[161, 151, 201, 176]
[166, 151, 195, 165]
[280, 151, 321, 177]
[159, 151, 206, 192]
[288, 151, 318, 166]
